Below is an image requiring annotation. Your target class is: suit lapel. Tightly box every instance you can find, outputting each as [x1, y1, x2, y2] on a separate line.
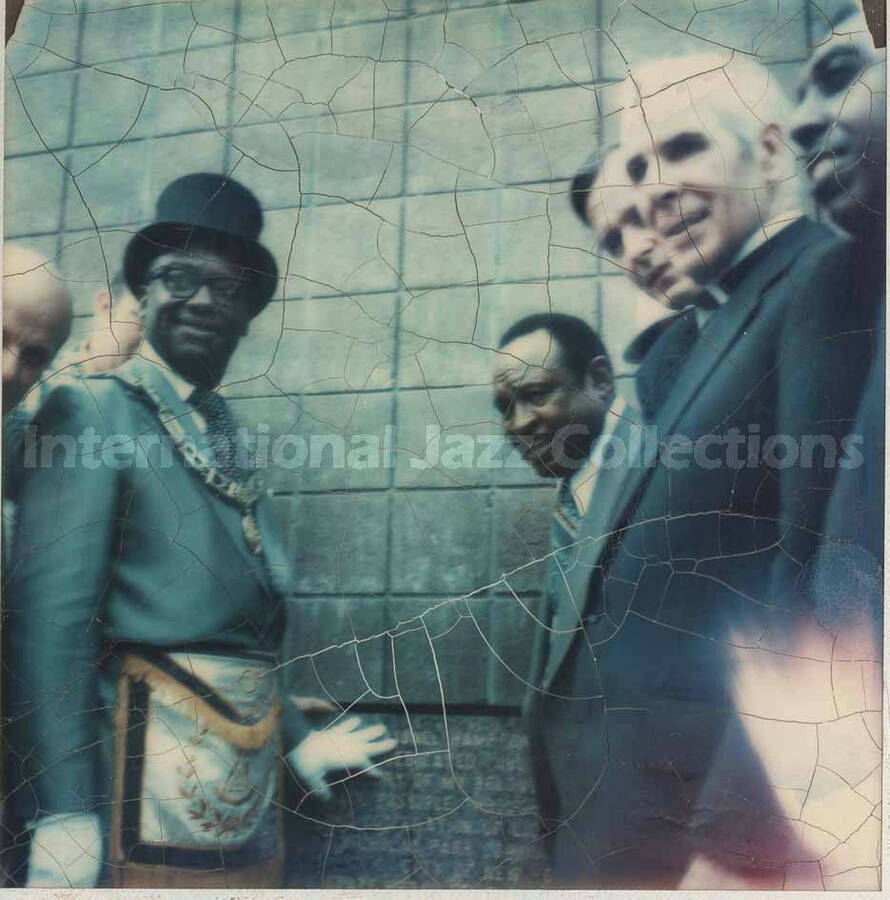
[255, 493, 293, 600]
[634, 309, 698, 421]
[541, 411, 642, 687]
[607, 218, 823, 550]
[539, 218, 829, 689]
[119, 356, 206, 449]
[112, 357, 277, 597]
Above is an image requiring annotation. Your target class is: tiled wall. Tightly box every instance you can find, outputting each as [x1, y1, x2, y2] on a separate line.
[5, 0, 836, 886]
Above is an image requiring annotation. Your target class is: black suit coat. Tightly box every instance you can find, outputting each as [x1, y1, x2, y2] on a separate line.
[774, 236, 885, 602]
[524, 408, 644, 829]
[526, 218, 853, 888]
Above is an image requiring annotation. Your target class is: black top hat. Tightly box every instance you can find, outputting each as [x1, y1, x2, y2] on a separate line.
[124, 173, 278, 314]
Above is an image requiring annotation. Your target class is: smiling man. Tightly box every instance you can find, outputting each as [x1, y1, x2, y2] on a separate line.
[494, 313, 618, 488]
[782, 2, 885, 597]
[535, 55, 864, 888]
[493, 313, 647, 882]
[571, 55, 810, 422]
[5, 174, 395, 889]
[581, 54, 803, 316]
[791, 3, 886, 238]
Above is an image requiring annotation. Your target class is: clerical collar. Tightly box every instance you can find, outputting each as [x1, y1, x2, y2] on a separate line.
[695, 210, 805, 329]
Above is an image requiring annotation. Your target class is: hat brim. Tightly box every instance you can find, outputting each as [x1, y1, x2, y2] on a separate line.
[124, 222, 278, 315]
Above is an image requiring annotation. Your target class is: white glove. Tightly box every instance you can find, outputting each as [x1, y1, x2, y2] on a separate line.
[288, 716, 397, 801]
[26, 812, 102, 888]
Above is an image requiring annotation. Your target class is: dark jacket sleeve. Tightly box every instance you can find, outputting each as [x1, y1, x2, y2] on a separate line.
[771, 239, 882, 602]
[5, 381, 122, 818]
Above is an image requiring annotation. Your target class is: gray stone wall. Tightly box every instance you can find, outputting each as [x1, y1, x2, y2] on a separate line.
[5, 0, 837, 887]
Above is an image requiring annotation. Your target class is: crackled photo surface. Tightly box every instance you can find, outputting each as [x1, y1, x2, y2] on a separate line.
[1, 0, 885, 891]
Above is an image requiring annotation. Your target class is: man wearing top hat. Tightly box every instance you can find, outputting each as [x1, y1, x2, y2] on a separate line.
[4, 173, 395, 888]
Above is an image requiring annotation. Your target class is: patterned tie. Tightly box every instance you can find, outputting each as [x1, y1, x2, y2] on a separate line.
[189, 387, 249, 482]
[554, 477, 582, 538]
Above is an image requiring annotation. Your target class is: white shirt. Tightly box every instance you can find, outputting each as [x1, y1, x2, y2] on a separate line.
[567, 397, 629, 517]
[695, 211, 805, 331]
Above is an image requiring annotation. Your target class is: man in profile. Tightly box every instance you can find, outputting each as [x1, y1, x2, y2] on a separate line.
[2, 244, 73, 543]
[538, 53, 857, 888]
[788, 0, 885, 633]
[709, 11, 886, 888]
[1, 245, 72, 881]
[2, 246, 72, 416]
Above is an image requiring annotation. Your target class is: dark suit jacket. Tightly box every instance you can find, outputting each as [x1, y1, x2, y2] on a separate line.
[774, 237, 885, 606]
[4, 356, 308, 822]
[791, 233, 885, 642]
[526, 219, 854, 888]
[523, 408, 644, 841]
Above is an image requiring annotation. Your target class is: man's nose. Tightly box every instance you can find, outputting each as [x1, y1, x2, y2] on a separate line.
[790, 104, 830, 153]
[185, 282, 216, 310]
[187, 286, 249, 334]
[184, 285, 229, 323]
[507, 403, 536, 434]
[625, 228, 655, 270]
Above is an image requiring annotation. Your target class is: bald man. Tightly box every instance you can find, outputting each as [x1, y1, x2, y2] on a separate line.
[3, 246, 72, 413]
[1, 247, 71, 885]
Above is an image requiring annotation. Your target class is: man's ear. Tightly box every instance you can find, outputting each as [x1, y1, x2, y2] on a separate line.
[758, 122, 785, 180]
[585, 354, 614, 399]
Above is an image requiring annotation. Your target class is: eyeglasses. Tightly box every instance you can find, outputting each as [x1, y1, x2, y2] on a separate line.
[145, 264, 245, 302]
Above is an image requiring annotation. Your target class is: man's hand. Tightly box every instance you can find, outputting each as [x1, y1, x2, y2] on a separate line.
[287, 716, 397, 801]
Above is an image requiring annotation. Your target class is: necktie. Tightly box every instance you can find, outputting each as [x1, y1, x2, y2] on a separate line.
[554, 478, 582, 538]
[189, 387, 249, 482]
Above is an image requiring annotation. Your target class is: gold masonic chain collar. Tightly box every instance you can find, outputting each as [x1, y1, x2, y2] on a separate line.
[124, 371, 265, 556]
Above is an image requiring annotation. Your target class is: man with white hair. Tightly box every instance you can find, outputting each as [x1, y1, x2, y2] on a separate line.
[574, 53, 817, 417]
[528, 53, 860, 888]
[584, 53, 807, 308]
